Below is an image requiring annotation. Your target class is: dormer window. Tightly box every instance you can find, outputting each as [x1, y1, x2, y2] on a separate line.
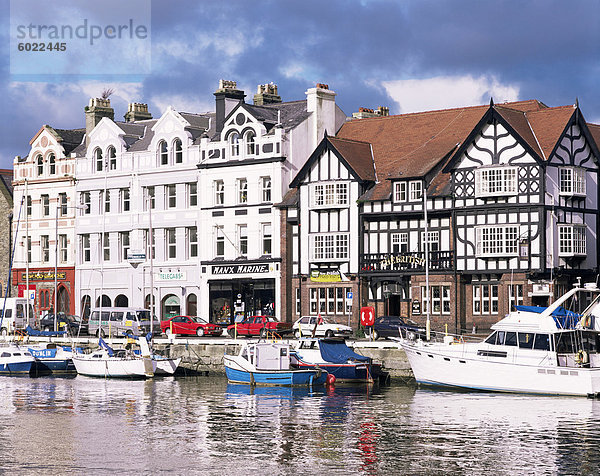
[475, 167, 517, 197]
[107, 146, 117, 170]
[48, 154, 56, 175]
[159, 140, 168, 165]
[229, 133, 240, 157]
[94, 148, 103, 172]
[173, 138, 183, 163]
[559, 167, 585, 196]
[245, 131, 256, 155]
[394, 181, 422, 202]
[36, 155, 43, 176]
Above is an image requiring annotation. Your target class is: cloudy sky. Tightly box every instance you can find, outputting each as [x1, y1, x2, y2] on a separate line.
[1, 0, 599, 168]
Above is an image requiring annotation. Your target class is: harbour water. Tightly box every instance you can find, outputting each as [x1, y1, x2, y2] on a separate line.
[1, 376, 599, 475]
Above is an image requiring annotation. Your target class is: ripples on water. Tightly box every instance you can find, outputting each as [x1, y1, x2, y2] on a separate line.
[0, 376, 599, 475]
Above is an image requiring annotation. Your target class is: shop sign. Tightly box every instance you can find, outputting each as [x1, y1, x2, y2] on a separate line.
[310, 270, 342, 282]
[379, 253, 425, 269]
[21, 271, 66, 281]
[212, 264, 270, 275]
[412, 300, 421, 315]
[155, 271, 186, 281]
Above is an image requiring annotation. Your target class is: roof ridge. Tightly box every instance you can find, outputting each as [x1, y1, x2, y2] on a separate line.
[329, 136, 373, 146]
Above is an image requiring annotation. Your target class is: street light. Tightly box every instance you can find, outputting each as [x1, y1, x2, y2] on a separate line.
[54, 202, 86, 332]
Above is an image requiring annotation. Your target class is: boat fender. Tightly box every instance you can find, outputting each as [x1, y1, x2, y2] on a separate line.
[326, 374, 336, 386]
[575, 350, 589, 365]
[582, 315, 592, 328]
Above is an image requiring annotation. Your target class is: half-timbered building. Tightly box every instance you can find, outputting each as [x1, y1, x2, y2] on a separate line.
[286, 99, 600, 332]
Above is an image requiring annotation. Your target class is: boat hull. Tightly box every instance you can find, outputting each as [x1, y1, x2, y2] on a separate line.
[293, 361, 379, 383]
[73, 356, 156, 379]
[224, 355, 327, 386]
[0, 361, 34, 374]
[402, 342, 600, 396]
[153, 357, 181, 375]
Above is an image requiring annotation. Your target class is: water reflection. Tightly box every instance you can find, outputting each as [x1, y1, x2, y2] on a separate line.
[0, 376, 599, 474]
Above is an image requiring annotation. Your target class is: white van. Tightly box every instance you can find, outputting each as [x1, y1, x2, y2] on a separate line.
[0, 297, 36, 335]
[88, 307, 158, 337]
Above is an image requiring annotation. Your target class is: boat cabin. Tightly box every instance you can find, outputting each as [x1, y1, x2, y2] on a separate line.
[240, 343, 291, 371]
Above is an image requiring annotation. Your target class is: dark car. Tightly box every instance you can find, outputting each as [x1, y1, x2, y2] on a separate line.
[372, 316, 425, 340]
[39, 313, 80, 334]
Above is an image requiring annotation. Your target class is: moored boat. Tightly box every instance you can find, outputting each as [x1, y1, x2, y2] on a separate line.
[28, 343, 77, 374]
[290, 337, 388, 384]
[224, 341, 328, 386]
[399, 285, 600, 397]
[0, 344, 35, 375]
[72, 338, 156, 379]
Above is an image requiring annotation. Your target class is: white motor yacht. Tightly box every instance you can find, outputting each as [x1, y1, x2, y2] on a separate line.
[399, 285, 600, 397]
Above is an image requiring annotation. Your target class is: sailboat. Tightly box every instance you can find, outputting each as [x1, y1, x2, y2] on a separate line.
[72, 337, 156, 378]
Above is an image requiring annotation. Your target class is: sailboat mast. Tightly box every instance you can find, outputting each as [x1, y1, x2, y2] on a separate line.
[25, 179, 30, 327]
[424, 186, 430, 341]
[149, 193, 154, 335]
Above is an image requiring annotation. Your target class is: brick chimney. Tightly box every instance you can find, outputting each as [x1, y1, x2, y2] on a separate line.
[352, 106, 390, 119]
[85, 98, 114, 146]
[214, 80, 246, 137]
[253, 83, 282, 106]
[124, 102, 153, 122]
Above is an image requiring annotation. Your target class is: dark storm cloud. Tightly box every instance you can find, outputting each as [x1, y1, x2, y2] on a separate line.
[1, 0, 599, 167]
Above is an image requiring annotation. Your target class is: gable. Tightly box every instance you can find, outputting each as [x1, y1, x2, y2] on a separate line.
[221, 103, 266, 139]
[548, 122, 598, 168]
[447, 110, 541, 172]
[151, 106, 191, 134]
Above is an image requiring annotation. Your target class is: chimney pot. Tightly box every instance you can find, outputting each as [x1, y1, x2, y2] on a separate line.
[124, 102, 152, 122]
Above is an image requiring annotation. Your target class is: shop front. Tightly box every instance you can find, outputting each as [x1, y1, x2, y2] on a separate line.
[207, 262, 278, 325]
[12, 267, 76, 317]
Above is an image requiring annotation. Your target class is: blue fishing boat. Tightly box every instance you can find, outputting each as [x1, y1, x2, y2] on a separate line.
[224, 341, 328, 386]
[291, 338, 389, 384]
[28, 343, 77, 374]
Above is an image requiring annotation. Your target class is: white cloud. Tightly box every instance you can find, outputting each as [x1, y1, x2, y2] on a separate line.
[381, 75, 520, 113]
[150, 93, 213, 115]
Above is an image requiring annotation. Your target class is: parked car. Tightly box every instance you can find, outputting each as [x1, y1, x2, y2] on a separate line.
[161, 315, 223, 337]
[292, 316, 353, 338]
[39, 313, 80, 334]
[227, 315, 292, 338]
[371, 316, 425, 340]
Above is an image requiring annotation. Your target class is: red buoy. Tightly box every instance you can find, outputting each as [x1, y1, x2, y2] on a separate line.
[326, 374, 336, 386]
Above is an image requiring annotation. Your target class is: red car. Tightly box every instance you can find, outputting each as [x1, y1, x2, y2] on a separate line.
[227, 315, 292, 338]
[161, 315, 223, 337]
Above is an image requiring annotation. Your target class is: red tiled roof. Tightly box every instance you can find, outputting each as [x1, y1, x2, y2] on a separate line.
[328, 137, 376, 181]
[337, 99, 587, 201]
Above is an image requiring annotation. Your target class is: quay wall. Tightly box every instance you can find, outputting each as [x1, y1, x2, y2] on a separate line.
[11, 336, 414, 380]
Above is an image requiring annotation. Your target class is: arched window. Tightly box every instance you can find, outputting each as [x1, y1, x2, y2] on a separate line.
[48, 154, 56, 175]
[57, 285, 69, 314]
[145, 294, 156, 311]
[94, 148, 103, 172]
[96, 295, 112, 307]
[81, 295, 91, 319]
[107, 146, 117, 170]
[245, 130, 256, 155]
[159, 140, 168, 165]
[115, 294, 129, 307]
[36, 155, 44, 176]
[173, 138, 183, 163]
[229, 132, 240, 157]
[187, 293, 197, 317]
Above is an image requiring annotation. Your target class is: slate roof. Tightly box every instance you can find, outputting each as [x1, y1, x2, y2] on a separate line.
[244, 100, 312, 133]
[0, 169, 13, 197]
